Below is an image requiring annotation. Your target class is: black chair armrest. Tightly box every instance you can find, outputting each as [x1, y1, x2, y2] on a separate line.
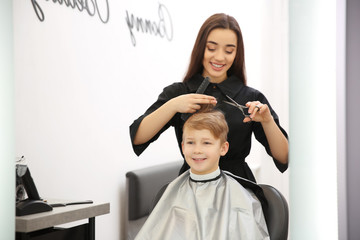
[259, 184, 289, 240]
[126, 161, 183, 220]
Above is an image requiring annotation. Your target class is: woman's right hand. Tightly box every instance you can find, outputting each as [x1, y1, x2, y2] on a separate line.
[133, 94, 216, 145]
[168, 94, 217, 113]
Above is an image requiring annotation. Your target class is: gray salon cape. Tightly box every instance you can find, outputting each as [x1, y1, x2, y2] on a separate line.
[135, 168, 269, 240]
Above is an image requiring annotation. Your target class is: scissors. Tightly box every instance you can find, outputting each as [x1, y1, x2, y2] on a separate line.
[223, 94, 251, 119]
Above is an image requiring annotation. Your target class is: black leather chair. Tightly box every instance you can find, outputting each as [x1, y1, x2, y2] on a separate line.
[259, 184, 289, 240]
[126, 161, 289, 240]
[125, 161, 183, 240]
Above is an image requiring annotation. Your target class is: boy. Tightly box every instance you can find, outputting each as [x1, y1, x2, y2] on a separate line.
[135, 107, 269, 240]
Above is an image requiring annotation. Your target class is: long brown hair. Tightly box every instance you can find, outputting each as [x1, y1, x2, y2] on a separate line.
[183, 13, 247, 85]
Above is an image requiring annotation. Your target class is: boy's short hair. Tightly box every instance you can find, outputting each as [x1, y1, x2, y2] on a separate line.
[183, 104, 229, 143]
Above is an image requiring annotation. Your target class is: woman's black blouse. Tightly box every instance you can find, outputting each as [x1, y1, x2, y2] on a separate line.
[129, 74, 288, 182]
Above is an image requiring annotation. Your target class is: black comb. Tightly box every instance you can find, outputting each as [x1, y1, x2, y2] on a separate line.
[181, 77, 211, 121]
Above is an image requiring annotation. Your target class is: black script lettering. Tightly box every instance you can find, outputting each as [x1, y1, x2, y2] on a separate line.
[74, 0, 84, 11]
[125, 11, 137, 46]
[62, 0, 75, 8]
[31, 0, 109, 24]
[31, 0, 45, 21]
[95, 0, 109, 23]
[158, 4, 173, 41]
[84, 0, 96, 16]
[125, 3, 173, 46]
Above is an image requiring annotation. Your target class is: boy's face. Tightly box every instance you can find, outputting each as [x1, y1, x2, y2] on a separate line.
[182, 127, 229, 175]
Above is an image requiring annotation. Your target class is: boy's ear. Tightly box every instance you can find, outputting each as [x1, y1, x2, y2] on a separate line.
[181, 141, 184, 153]
[220, 141, 229, 156]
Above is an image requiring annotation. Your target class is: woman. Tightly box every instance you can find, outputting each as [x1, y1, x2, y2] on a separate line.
[130, 13, 288, 183]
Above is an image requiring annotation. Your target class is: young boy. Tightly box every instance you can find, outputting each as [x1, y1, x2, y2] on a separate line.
[135, 107, 269, 240]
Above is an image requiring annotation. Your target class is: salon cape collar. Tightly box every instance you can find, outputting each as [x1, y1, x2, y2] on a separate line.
[186, 74, 245, 99]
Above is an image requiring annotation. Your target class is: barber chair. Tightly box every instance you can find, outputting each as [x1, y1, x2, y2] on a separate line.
[126, 161, 289, 240]
[126, 161, 183, 240]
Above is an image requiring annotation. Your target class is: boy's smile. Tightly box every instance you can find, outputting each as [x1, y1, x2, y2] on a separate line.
[182, 128, 229, 175]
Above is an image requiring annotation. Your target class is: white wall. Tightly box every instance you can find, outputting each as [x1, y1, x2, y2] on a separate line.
[337, 0, 347, 239]
[0, 0, 15, 238]
[13, 1, 289, 239]
[289, 0, 340, 239]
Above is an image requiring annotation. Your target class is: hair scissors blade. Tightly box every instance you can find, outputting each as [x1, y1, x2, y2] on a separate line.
[223, 100, 239, 108]
[223, 95, 250, 118]
[224, 95, 247, 109]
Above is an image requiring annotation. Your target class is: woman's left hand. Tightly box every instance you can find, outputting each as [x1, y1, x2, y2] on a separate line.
[243, 101, 273, 123]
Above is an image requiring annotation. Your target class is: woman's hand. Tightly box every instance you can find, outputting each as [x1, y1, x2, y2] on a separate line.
[168, 94, 217, 114]
[243, 101, 273, 123]
[243, 101, 288, 164]
[133, 93, 216, 145]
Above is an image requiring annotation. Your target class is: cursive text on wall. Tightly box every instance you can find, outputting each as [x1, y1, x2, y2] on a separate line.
[125, 3, 173, 46]
[30, 0, 110, 23]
